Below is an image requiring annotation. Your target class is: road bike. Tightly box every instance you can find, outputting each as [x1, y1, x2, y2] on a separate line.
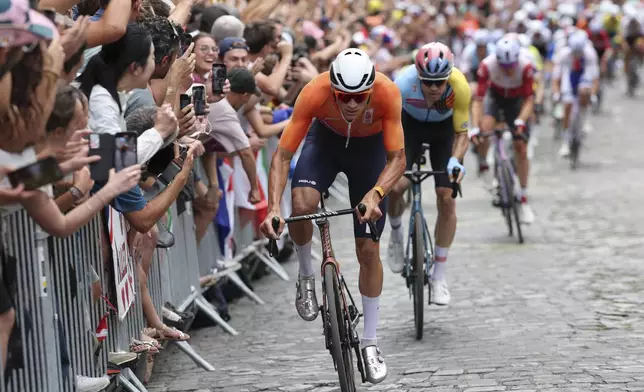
[269, 199, 379, 392]
[568, 96, 587, 170]
[479, 115, 527, 244]
[401, 144, 460, 340]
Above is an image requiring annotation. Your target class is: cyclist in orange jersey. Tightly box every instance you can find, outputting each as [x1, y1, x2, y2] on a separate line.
[260, 49, 406, 385]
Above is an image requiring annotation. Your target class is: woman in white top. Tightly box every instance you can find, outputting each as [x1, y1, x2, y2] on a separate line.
[78, 23, 178, 164]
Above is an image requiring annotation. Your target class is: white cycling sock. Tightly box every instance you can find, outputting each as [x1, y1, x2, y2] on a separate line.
[432, 246, 448, 281]
[296, 241, 314, 277]
[389, 215, 403, 242]
[361, 295, 380, 344]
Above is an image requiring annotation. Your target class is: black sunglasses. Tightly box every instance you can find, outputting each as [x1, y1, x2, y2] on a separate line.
[421, 79, 447, 87]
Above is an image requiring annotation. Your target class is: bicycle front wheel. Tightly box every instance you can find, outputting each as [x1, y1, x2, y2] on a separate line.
[324, 264, 356, 392]
[412, 211, 425, 340]
[501, 164, 524, 244]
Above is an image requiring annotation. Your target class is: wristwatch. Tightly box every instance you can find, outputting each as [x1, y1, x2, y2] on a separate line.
[69, 186, 84, 201]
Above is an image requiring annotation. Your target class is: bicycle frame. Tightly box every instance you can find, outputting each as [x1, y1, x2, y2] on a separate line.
[281, 199, 367, 383]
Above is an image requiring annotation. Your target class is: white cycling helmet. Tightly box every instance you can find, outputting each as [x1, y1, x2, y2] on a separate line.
[559, 16, 574, 29]
[599, 0, 613, 15]
[491, 29, 505, 43]
[517, 34, 531, 48]
[495, 38, 521, 65]
[558, 3, 576, 18]
[569, 31, 587, 54]
[522, 1, 539, 19]
[589, 18, 603, 34]
[473, 29, 489, 46]
[608, 3, 619, 17]
[329, 49, 376, 93]
[513, 9, 528, 23]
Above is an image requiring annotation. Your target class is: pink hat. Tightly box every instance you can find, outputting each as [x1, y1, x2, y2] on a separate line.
[302, 20, 324, 40]
[0, 0, 57, 48]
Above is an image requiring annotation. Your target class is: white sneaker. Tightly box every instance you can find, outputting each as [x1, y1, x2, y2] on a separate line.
[162, 307, 182, 322]
[430, 279, 451, 305]
[76, 375, 110, 392]
[519, 202, 534, 224]
[386, 236, 405, 273]
[559, 143, 570, 157]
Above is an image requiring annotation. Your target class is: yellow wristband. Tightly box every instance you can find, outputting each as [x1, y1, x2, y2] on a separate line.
[373, 186, 385, 199]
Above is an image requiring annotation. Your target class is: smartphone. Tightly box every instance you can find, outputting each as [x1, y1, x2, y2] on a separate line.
[8, 157, 63, 191]
[88, 133, 115, 182]
[159, 161, 182, 185]
[192, 84, 206, 116]
[178, 145, 188, 159]
[211, 64, 227, 95]
[114, 132, 137, 172]
[179, 94, 191, 111]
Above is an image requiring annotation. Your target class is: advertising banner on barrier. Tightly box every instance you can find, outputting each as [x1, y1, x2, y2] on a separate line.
[108, 206, 136, 320]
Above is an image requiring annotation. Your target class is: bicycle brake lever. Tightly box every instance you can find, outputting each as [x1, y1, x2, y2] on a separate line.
[268, 239, 278, 257]
[451, 167, 462, 199]
[357, 203, 380, 242]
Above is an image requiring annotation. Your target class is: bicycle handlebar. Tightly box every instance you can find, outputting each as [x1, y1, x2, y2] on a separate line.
[404, 167, 462, 199]
[267, 203, 379, 257]
[477, 129, 529, 143]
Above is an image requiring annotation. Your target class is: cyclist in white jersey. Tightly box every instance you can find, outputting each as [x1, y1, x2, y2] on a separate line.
[551, 30, 599, 157]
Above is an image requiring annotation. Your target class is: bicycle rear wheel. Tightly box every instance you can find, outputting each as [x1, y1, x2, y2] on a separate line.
[324, 264, 356, 392]
[412, 212, 425, 340]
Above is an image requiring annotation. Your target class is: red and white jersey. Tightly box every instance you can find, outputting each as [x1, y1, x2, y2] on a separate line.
[474, 53, 535, 99]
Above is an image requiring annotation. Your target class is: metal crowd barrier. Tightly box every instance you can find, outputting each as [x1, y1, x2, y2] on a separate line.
[0, 144, 343, 391]
[1, 210, 63, 392]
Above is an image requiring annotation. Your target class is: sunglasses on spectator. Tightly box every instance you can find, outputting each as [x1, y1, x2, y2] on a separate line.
[334, 89, 372, 104]
[420, 79, 447, 87]
[198, 45, 219, 55]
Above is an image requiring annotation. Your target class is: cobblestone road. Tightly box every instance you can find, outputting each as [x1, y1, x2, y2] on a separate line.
[147, 82, 644, 392]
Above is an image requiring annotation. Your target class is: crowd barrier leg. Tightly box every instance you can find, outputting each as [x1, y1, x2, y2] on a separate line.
[156, 203, 220, 370]
[226, 272, 265, 305]
[172, 339, 216, 371]
[250, 239, 290, 281]
[121, 368, 148, 392]
[193, 294, 238, 336]
[113, 372, 143, 392]
[174, 285, 238, 338]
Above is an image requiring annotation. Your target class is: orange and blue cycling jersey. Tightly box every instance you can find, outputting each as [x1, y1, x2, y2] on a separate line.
[278, 71, 405, 153]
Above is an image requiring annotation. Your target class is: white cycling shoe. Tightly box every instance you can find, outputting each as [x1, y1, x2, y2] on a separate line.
[519, 201, 535, 225]
[430, 278, 451, 305]
[386, 236, 405, 273]
[559, 143, 570, 157]
[361, 343, 388, 384]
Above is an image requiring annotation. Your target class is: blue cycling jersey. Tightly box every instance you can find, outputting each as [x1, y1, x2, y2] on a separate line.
[394, 65, 455, 123]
